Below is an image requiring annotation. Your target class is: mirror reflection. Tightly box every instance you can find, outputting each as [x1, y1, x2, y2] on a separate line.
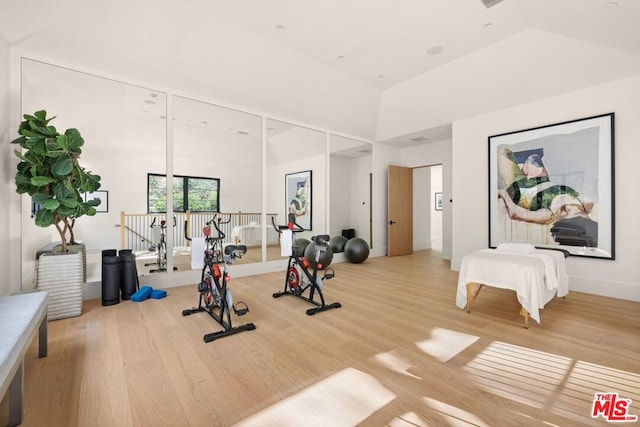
[329, 135, 373, 247]
[20, 58, 167, 288]
[266, 119, 327, 260]
[173, 96, 263, 266]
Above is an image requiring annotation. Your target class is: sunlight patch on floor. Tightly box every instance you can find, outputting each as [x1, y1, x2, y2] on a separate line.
[464, 341, 640, 424]
[372, 350, 422, 379]
[234, 368, 395, 427]
[388, 411, 428, 426]
[423, 397, 492, 426]
[416, 327, 479, 363]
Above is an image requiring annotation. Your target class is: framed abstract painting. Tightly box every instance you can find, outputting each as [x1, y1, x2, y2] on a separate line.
[488, 113, 614, 259]
[285, 170, 312, 230]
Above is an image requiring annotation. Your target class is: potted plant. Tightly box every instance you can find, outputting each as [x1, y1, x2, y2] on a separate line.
[12, 110, 102, 319]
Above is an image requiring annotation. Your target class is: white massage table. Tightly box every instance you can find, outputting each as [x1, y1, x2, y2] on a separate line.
[231, 224, 279, 247]
[456, 244, 569, 328]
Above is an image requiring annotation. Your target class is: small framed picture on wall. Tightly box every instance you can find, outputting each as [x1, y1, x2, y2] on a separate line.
[434, 192, 443, 211]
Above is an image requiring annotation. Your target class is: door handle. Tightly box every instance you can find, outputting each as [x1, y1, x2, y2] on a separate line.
[389, 220, 396, 225]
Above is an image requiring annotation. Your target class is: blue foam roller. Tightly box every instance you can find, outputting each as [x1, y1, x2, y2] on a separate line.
[131, 286, 153, 302]
[150, 289, 167, 299]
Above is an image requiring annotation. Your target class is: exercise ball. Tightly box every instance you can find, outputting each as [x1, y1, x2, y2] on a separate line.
[329, 235, 348, 253]
[293, 238, 311, 258]
[344, 238, 370, 263]
[303, 241, 333, 270]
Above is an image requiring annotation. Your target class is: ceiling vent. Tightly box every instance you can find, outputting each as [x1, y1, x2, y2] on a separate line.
[480, 0, 505, 8]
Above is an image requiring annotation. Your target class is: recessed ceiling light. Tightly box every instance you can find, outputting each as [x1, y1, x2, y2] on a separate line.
[606, 1, 618, 6]
[377, 75, 385, 80]
[275, 24, 285, 31]
[427, 46, 444, 56]
[337, 55, 345, 61]
[483, 22, 495, 29]
[201, 121, 208, 125]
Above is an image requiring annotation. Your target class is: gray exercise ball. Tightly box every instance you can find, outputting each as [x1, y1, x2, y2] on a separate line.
[303, 241, 333, 270]
[329, 235, 348, 253]
[293, 238, 311, 258]
[344, 238, 370, 263]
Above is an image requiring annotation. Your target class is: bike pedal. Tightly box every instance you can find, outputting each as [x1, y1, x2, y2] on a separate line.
[323, 268, 335, 280]
[233, 301, 250, 316]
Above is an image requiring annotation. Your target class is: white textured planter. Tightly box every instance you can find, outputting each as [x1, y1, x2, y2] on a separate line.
[37, 252, 84, 320]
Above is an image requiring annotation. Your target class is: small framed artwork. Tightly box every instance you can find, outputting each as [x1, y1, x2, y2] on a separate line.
[434, 192, 443, 211]
[488, 113, 614, 259]
[85, 190, 109, 213]
[285, 170, 312, 230]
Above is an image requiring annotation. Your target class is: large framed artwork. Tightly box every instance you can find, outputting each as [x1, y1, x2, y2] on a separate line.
[285, 170, 312, 230]
[488, 113, 614, 259]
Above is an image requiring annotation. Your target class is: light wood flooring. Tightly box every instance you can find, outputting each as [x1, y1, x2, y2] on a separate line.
[6, 250, 640, 426]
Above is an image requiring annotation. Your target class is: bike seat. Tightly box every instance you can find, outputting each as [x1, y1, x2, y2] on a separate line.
[225, 244, 247, 256]
[312, 235, 330, 246]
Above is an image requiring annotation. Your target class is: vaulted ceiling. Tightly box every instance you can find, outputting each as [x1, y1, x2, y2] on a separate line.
[2, 0, 640, 144]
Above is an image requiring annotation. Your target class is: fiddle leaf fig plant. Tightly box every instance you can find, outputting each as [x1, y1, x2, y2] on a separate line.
[12, 110, 102, 253]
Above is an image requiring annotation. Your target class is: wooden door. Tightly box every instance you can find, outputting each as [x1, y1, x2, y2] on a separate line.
[387, 165, 413, 256]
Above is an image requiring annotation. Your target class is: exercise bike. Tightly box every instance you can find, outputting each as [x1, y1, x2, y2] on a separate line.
[272, 216, 341, 315]
[182, 214, 256, 343]
[145, 216, 178, 273]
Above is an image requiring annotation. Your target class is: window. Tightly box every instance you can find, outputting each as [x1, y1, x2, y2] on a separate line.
[148, 173, 220, 213]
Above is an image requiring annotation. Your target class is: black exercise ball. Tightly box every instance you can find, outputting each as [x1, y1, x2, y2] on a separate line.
[329, 235, 348, 253]
[344, 238, 370, 263]
[293, 238, 311, 258]
[303, 241, 333, 270]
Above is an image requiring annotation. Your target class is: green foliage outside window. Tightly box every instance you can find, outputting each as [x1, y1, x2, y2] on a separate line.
[148, 174, 219, 213]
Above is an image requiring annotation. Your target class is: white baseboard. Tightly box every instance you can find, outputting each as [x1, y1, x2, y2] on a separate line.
[569, 275, 640, 302]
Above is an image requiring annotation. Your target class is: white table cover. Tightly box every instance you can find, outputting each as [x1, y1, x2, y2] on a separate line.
[456, 248, 569, 324]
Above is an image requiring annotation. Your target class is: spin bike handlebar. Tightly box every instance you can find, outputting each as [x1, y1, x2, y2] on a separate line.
[206, 214, 230, 240]
[150, 216, 176, 230]
[184, 214, 229, 242]
[272, 215, 304, 233]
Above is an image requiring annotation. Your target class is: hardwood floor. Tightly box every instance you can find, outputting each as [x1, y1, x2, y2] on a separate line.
[9, 250, 640, 426]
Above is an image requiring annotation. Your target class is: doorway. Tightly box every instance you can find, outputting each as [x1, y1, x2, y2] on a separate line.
[413, 164, 443, 252]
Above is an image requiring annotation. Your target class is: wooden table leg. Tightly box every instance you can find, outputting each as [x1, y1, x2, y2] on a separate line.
[465, 282, 484, 313]
[519, 306, 530, 329]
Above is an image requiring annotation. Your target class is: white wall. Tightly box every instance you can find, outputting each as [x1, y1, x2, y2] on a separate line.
[330, 154, 374, 242]
[413, 167, 430, 251]
[350, 155, 372, 245]
[330, 155, 351, 237]
[0, 34, 10, 296]
[371, 143, 401, 254]
[452, 74, 640, 301]
[431, 165, 443, 250]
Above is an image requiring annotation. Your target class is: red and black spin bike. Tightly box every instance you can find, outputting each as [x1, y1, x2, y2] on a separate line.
[272, 215, 341, 315]
[182, 214, 255, 343]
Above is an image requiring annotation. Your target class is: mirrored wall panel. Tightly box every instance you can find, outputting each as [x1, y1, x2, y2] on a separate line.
[173, 96, 263, 265]
[329, 135, 373, 247]
[266, 119, 327, 260]
[20, 58, 167, 288]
